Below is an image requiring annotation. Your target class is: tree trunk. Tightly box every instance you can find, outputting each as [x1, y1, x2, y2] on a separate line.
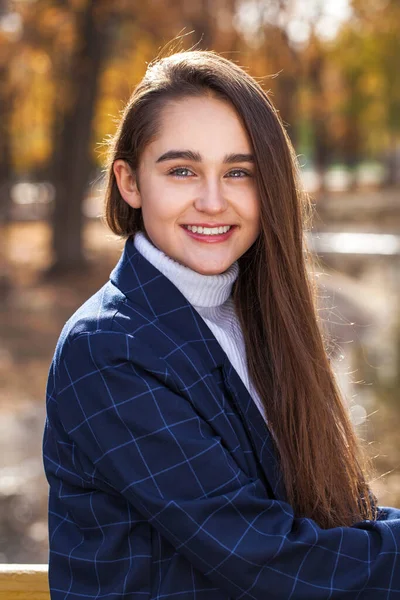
[308, 51, 329, 194]
[50, 1, 109, 274]
[0, 62, 14, 302]
[385, 134, 400, 187]
[182, 0, 214, 49]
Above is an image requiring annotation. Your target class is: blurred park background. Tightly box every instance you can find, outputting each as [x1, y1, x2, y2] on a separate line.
[0, 0, 400, 564]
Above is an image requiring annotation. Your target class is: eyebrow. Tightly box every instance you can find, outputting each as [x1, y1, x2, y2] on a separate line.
[155, 150, 255, 164]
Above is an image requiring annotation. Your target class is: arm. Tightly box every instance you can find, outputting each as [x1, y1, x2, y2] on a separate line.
[56, 331, 400, 599]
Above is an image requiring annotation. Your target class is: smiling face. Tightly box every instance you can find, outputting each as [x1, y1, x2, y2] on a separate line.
[113, 95, 261, 275]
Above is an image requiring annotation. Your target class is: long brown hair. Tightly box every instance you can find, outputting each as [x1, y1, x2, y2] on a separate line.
[103, 50, 377, 529]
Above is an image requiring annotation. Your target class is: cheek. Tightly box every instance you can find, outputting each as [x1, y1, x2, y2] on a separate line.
[141, 189, 184, 223]
[139, 178, 170, 216]
[238, 189, 260, 222]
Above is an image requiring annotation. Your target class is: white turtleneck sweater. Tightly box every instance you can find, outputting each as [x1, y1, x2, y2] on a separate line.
[134, 231, 267, 423]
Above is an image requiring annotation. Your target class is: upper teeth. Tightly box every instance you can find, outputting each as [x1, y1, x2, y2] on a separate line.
[186, 225, 231, 235]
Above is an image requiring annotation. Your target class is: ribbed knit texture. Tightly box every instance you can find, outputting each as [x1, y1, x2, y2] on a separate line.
[133, 231, 267, 422]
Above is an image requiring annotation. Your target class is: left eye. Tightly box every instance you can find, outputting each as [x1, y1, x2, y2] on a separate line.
[226, 169, 251, 178]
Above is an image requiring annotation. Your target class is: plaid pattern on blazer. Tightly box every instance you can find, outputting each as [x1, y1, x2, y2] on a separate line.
[43, 236, 400, 599]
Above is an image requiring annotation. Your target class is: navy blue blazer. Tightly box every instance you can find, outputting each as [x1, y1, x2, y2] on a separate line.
[43, 236, 400, 599]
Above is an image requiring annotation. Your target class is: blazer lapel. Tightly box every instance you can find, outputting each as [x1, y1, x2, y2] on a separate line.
[221, 357, 287, 501]
[110, 237, 286, 502]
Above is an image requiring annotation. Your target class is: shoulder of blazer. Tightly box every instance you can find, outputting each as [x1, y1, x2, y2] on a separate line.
[53, 237, 227, 387]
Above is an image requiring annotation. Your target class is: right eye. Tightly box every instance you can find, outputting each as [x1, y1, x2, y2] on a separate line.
[167, 167, 195, 178]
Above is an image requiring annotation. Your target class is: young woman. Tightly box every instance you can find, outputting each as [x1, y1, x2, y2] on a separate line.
[43, 50, 400, 599]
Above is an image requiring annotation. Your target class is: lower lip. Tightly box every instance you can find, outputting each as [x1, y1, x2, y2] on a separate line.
[181, 226, 237, 243]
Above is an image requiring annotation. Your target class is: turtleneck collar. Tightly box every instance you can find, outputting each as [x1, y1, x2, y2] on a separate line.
[133, 231, 239, 308]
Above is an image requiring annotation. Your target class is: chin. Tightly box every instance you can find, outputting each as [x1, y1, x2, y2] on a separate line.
[191, 262, 230, 276]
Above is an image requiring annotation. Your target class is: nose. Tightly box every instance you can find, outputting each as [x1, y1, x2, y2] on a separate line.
[194, 179, 228, 214]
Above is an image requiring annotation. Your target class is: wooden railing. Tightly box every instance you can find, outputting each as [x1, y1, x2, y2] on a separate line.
[0, 565, 49, 599]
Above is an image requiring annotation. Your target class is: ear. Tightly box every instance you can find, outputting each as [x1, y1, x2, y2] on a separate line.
[113, 159, 141, 209]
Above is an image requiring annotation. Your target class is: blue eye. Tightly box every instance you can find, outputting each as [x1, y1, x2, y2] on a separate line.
[226, 169, 251, 178]
[168, 167, 193, 178]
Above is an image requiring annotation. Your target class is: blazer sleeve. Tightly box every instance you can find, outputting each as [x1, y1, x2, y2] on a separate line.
[56, 330, 400, 600]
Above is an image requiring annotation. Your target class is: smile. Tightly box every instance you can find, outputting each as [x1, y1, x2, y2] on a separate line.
[181, 224, 236, 243]
[183, 225, 232, 235]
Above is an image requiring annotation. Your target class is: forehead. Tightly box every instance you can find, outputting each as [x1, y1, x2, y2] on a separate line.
[144, 95, 252, 157]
